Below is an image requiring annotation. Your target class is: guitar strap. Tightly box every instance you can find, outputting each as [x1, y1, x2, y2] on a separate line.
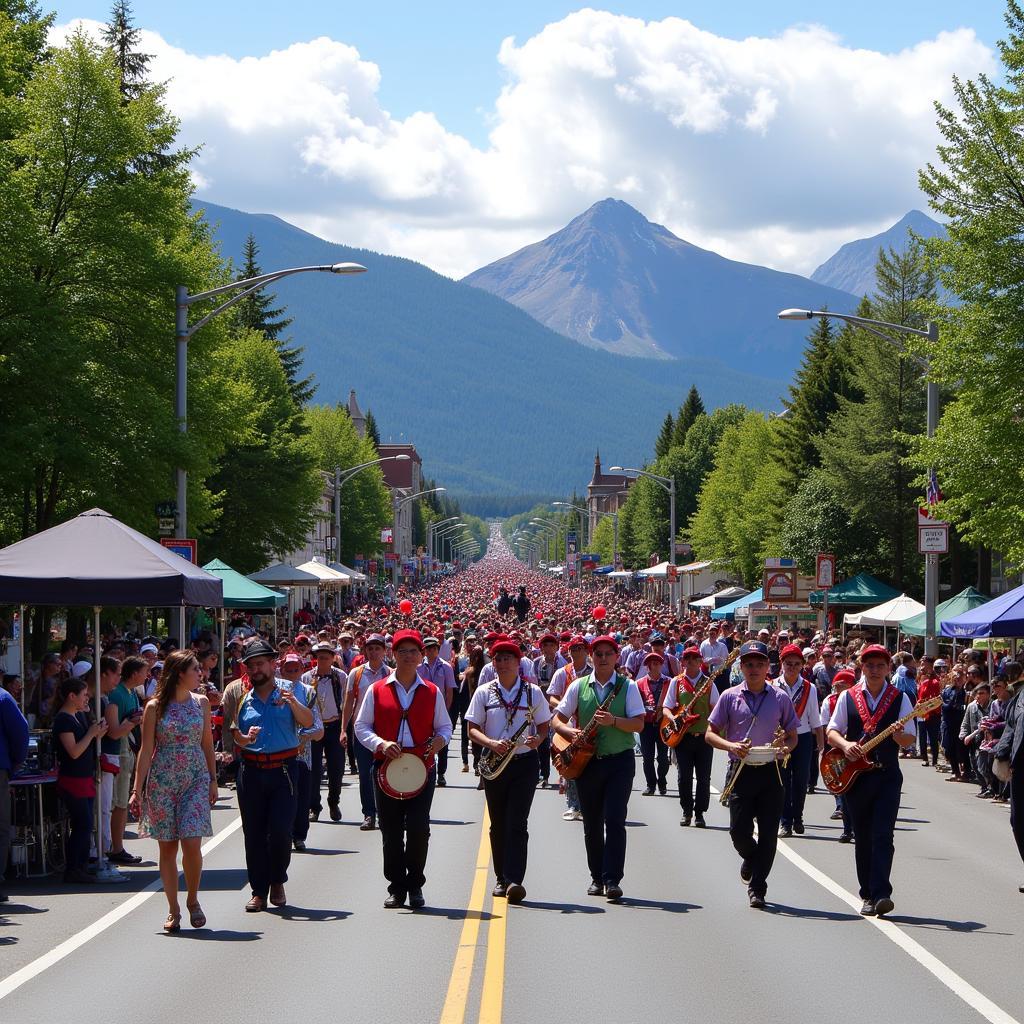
[851, 682, 900, 738]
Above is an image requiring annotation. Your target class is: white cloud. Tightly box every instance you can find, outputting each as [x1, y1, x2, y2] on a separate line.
[54, 13, 993, 278]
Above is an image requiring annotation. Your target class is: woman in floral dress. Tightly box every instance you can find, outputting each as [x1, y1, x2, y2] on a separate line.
[130, 650, 218, 932]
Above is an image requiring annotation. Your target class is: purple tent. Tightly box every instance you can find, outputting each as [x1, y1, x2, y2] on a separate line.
[0, 507, 222, 607]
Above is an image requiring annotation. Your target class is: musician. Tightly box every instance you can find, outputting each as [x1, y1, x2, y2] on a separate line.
[230, 638, 314, 912]
[532, 633, 567, 788]
[706, 640, 798, 910]
[343, 634, 390, 832]
[302, 642, 348, 823]
[826, 644, 916, 917]
[636, 652, 671, 796]
[821, 669, 855, 843]
[467, 639, 551, 903]
[354, 629, 451, 909]
[773, 644, 824, 837]
[549, 636, 591, 822]
[553, 635, 645, 901]
[418, 637, 456, 787]
[662, 645, 719, 827]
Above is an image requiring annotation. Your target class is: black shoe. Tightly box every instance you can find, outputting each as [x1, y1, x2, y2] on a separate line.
[329, 803, 342, 822]
[492, 882, 508, 898]
[976, 790, 992, 798]
[873, 897, 894, 917]
[409, 888, 425, 909]
[1018, 885, 1024, 894]
[605, 883, 623, 902]
[437, 777, 447, 788]
[505, 883, 526, 904]
[293, 839, 306, 851]
[360, 816, 376, 831]
[860, 899, 876, 916]
[748, 892, 766, 910]
[309, 809, 320, 822]
[476, 778, 485, 790]
[838, 832, 854, 844]
[384, 893, 406, 909]
[587, 881, 605, 897]
[806, 786, 816, 794]
[64, 868, 96, 884]
[740, 860, 752, 884]
[680, 814, 691, 827]
[793, 821, 804, 835]
[658, 785, 667, 796]
[107, 848, 142, 865]
[694, 814, 706, 828]
[830, 808, 844, 820]
[0, 891, 8, 903]
[778, 826, 792, 838]
[641, 787, 655, 796]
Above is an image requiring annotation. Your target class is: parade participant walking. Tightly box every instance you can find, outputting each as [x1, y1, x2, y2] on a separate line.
[826, 644, 917, 916]
[355, 629, 451, 909]
[773, 644, 823, 837]
[707, 640, 798, 910]
[532, 633, 566, 787]
[993, 665, 1024, 890]
[917, 659, 943, 767]
[553, 635, 644, 902]
[467, 638, 551, 903]
[636, 652, 670, 796]
[344, 634, 391, 830]
[821, 669, 856, 842]
[130, 651, 218, 931]
[303, 642, 348, 822]
[662, 646, 719, 827]
[291, 671, 324, 853]
[229, 639, 313, 912]
[418, 637, 457, 787]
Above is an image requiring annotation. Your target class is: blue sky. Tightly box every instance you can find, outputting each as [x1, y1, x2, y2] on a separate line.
[55, 1, 1007, 146]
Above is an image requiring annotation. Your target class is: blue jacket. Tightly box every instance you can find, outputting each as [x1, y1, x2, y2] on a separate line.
[0, 688, 30, 772]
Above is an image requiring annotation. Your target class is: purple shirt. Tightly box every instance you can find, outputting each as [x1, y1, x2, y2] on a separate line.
[708, 683, 799, 760]
[418, 657, 457, 692]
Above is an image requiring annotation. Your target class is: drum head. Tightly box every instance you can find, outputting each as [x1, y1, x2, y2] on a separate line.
[380, 753, 428, 799]
[743, 745, 779, 766]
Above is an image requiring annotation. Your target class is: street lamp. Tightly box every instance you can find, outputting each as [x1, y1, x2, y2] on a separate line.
[610, 466, 676, 567]
[427, 515, 462, 581]
[778, 308, 940, 654]
[392, 487, 446, 584]
[174, 261, 366, 538]
[433, 520, 466, 574]
[554, 501, 620, 570]
[530, 519, 560, 565]
[333, 454, 410, 562]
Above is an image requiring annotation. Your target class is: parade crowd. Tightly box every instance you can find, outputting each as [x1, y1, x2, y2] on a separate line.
[1, 537, 1023, 926]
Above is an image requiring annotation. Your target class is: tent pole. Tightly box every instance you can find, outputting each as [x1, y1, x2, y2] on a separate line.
[219, 610, 226, 691]
[177, 606, 186, 648]
[18, 604, 25, 715]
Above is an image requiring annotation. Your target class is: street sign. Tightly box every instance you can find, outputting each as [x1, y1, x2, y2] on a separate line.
[815, 553, 836, 590]
[160, 538, 197, 564]
[155, 500, 177, 519]
[380, 528, 393, 544]
[765, 557, 796, 568]
[157, 517, 176, 536]
[763, 568, 797, 601]
[918, 524, 949, 554]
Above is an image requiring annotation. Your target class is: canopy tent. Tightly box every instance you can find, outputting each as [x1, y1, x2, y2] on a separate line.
[247, 562, 322, 587]
[899, 587, 990, 637]
[636, 559, 712, 579]
[843, 594, 924, 628]
[608, 570, 634, 579]
[941, 580, 1024, 639]
[809, 572, 899, 607]
[202, 559, 286, 610]
[711, 588, 764, 620]
[295, 558, 351, 584]
[592, 565, 615, 575]
[328, 560, 368, 583]
[691, 586, 749, 610]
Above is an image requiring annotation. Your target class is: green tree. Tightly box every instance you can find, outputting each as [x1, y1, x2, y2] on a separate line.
[101, 0, 150, 100]
[914, 0, 1024, 566]
[0, 2, 52, 141]
[671, 385, 705, 448]
[778, 469, 866, 575]
[233, 233, 315, 405]
[364, 409, 381, 448]
[654, 411, 674, 459]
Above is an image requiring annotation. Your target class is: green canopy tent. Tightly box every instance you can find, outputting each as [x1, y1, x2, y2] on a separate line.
[809, 572, 900, 607]
[898, 586, 991, 638]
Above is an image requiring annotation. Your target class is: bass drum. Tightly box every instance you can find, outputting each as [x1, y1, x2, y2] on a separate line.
[377, 752, 428, 800]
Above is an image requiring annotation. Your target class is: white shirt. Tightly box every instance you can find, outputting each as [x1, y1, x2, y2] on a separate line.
[699, 639, 729, 670]
[548, 661, 591, 701]
[826, 684, 916, 740]
[480, 657, 536, 686]
[773, 676, 822, 735]
[556, 674, 645, 721]
[662, 673, 720, 713]
[466, 680, 552, 755]
[354, 673, 453, 753]
[301, 667, 348, 722]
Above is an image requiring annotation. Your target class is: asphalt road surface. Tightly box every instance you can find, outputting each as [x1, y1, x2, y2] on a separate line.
[2, 743, 1021, 1024]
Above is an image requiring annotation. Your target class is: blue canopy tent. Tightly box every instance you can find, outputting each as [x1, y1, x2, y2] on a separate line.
[941, 580, 1024, 639]
[711, 588, 763, 621]
[592, 565, 614, 575]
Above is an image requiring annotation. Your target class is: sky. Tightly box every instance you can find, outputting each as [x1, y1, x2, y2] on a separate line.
[51, 2, 1007, 278]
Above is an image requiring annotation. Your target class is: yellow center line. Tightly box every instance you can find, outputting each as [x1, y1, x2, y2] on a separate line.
[439, 806, 492, 1024]
[478, 879, 507, 1024]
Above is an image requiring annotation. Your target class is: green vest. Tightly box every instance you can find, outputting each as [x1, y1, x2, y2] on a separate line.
[675, 673, 712, 734]
[577, 673, 634, 757]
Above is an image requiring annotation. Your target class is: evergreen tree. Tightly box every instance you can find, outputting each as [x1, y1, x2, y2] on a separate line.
[364, 409, 381, 448]
[654, 412, 674, 458]
[101, 1, 150, 100]
[233, 234, 315, 405]
[671, 386, 705, 448]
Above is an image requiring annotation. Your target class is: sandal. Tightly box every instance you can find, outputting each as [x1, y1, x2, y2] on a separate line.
[163, 912, 181, 933]
[186, 902, 207, 928]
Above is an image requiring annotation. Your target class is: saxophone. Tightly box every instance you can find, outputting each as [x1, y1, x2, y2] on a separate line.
[479, 705, 536, 781]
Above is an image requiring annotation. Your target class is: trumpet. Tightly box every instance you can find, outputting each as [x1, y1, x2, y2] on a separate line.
[719, 725, 789, 805]
[479, 706, 536, 781]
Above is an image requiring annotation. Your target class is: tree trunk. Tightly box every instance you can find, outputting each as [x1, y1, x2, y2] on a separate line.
[976, 546, 992, 595]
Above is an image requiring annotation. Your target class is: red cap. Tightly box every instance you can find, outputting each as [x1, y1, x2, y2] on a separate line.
[559, 631, 572, 641]
[860, 644, 890, 662]
[568, 635, 589, 648]
[282, 653, 303, 665]
[540, 632, 558, 644]
[833, 670, 856, 686]
[483, 631, 499, 644]
[643, 651, 664, 666]
[681, 645, 702, 658]
[490, 639, 522, 660]
[779, 643, 805, 661]
[392, 629, 424, 653]
[590, 635, 619, 653]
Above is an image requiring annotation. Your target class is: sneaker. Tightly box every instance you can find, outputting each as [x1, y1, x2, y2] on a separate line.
[562, 809, 576, 820]
[107, 849, 142, 865]
[641, 787, 655, 796]
[778, 826, 792, 838]
[505, 883, 526, 904]
[571, 810, 583, 821]
[860, 899, 876, 916]
[793, 821, 805, 835]
[748, 892, 766, 910]
[680, 814, 692, 827]
[694, 814, 706, 828]
[838, 832, 854, 843]
[605, 883, 623, 902]
[873, 897, 894, 917]
[830, 808, 844, 820]
[740, 860, 752, 884]
[360, 816, 376, 831]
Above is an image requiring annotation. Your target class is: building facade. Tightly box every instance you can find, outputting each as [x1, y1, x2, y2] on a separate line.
[586, 451, 633, 542]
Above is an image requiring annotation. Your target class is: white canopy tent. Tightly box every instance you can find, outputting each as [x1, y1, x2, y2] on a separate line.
[328, 560, 368, 583]
[691, 585, 749, 609]
[295, 558, 351, 584]
[843, 593, 925, 628]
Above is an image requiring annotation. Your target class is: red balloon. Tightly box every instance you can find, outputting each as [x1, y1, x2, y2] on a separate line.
[535, 611, 543, 620]
[592, 606, 607, 620]
[399, 599, 413, 615]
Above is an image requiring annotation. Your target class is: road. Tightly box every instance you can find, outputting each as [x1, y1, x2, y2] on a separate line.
[2, 742, 1021, 1024]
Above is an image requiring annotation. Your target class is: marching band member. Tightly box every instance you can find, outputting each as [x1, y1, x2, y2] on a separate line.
[303, 642, 348, 823]
[553, 635, 645, 902]
[821, 669, 856, 843]
[773, 644, 824, 837]
[230, 639, 314, 912]
[636, 652, 671, 796]
[354, 629, 451, 909]
[343, 634, 391, 831]
[826, 644, 916, 916]
[706, 640, 798, 910]
[662, 645, 719, 827]
[467, 638, 551, 903]
[532, 633, 567, 788]
[548, 636, 592, 822]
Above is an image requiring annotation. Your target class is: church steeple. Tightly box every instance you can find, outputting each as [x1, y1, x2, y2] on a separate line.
[348, 389, 366, 438]
[591, 450, 602, 484]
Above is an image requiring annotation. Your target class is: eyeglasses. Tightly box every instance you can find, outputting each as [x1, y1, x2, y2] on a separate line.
[394, 647, 421, 657]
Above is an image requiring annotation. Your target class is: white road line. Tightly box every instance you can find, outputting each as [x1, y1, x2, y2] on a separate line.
[0, 814, 244, 1002]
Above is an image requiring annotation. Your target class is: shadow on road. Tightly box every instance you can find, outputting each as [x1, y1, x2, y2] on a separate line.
[273, 906, 352, 922]
[885, 914, 995, 934]
[615, 897, 700, 913]
[404, 906, 495, 921]
[517, 900, 604, 914]
[162, 928, 262, 941]
[296, 848, 357, 856]
[765, 902, 861, 922]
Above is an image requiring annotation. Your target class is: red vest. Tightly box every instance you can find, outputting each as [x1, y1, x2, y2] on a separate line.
[372, 677, 438, 767]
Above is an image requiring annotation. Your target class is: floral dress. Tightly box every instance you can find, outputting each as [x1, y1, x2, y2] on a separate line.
[140, 694, 213, 841]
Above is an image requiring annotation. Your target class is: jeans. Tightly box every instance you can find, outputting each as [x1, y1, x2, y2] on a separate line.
[375, 769, 435, 895]
[292, 761, 311, 842]
[639, 722, 669, 791]
[237, 759, 298, 899]
[576, 750, 634, 886]
[482, 752, 538, 885]
[843, 765, 902, 901]
[450, 688, 471, 766]
[309, 719, 344, 813]
[0, 770, 10, 882]
[353, 738, 378, 819]
[919, 718, 940, 764]
[59, 790, 94, 872]
[726, 763, 784, 898]
[675, 733, 713, 815]
[780, 732, 814, 828]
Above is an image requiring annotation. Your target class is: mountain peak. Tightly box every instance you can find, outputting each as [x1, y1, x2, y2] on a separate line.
[572, 197, 650, 230]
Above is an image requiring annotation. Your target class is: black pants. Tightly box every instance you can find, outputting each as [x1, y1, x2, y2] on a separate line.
[781, 732, 815, 828]
[59, 790, 93, 872]
[639, 722, 669, 790]
[727, 764, 784, 898]
[483, 751, 538, 885]
[843, 766, 902, 901]
[537, 733, 552, 781]
[576, 750, 634, 886]
[292, 761, 311, 842]
[450, 688, 471, 766]
[375, 769, 435, 896]
[309, 719, 344, 813]
[1008, 759, 1024, 868]
[353, 738, 378, 819]
[346, 720, 357, 772]
[238, 759, 298, 899]
[919, 718, 940, 764]
[675, 733, 712, 815]
[437, 699, 459, 780]
[944, 723, 968, 777]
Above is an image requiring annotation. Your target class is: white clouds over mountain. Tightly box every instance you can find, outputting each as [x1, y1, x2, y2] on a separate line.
[57, 12, 992, 277]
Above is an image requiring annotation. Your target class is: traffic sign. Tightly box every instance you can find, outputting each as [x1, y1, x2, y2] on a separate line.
[918, 524, 949, 554]
[160, 538, 197, 564]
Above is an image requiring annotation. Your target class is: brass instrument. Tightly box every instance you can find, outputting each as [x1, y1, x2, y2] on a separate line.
[719, 725, 790, 805]
[479, 705, 536, 781]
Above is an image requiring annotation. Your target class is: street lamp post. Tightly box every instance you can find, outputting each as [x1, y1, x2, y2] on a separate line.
[779, 308, 940, 655]
[392, 486, 446, 585]
[611, 466, 677, 609]
[333, 454, 410, 562]
[174, 261, 366, 538]
[554, 501, 619, 571]
[433, 520, 466, 575]
[530, 519, 560, 567]
[427, 515, 462, 581]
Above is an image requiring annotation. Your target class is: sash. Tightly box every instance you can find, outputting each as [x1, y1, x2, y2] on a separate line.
[792, 681, 812, 719]
[676, 673, 707, 713]
[851, 682, 900, 738]
[826, 692, 840, 719]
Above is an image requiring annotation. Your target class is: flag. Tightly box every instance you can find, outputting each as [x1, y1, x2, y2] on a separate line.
[926, 469, 943, 506]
